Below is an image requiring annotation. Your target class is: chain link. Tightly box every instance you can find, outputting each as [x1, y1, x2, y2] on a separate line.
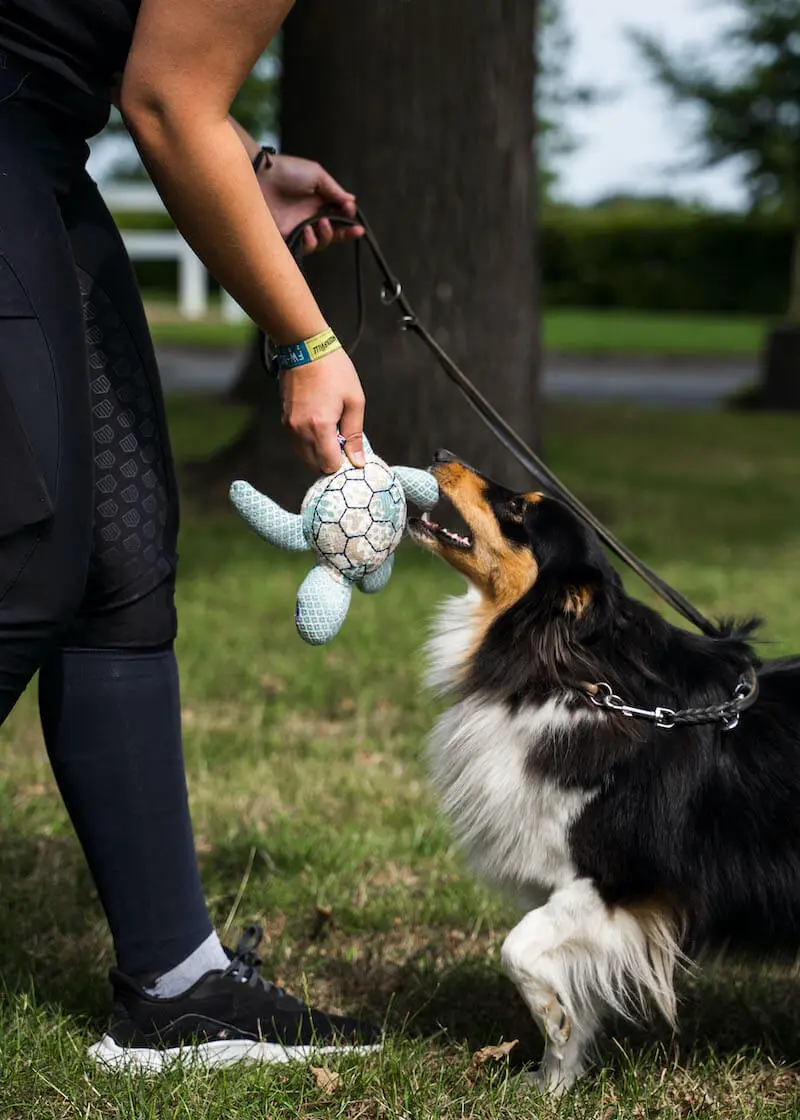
[586, 670, 758, 733]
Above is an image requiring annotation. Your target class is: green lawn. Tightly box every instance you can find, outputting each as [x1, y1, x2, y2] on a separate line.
[2, 398, 800, 1118]
[146, 303, 770, 358]
[543, 308, 767, 358]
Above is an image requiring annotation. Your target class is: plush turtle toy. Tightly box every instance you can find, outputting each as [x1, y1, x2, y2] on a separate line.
[229, 437, 439, 645]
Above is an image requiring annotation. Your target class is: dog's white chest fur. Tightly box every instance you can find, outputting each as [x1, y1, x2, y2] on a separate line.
[426, 591, 594, 898]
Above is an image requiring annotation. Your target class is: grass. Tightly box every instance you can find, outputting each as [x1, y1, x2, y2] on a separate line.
[3, 396, 800, 1117]
[543, 308, 767, 358]
[145, 302, 770, 358]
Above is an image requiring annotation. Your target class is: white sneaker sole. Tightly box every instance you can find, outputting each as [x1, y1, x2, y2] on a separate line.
[89, 1034, 380, 1070]
[88, 1034, 382, 1073]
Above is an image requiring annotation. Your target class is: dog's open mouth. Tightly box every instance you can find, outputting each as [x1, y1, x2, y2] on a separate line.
[408, 503, 474, 552]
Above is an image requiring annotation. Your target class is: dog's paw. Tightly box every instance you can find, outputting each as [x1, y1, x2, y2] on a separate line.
[520, 1062, 577, 1097]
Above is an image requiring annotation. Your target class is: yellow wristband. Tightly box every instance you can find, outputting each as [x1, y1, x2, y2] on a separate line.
[276, 329, 342, 371]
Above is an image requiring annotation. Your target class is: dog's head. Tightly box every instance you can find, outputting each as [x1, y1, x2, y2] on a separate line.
[409, 450, 616, 615]
[408, 450, 622, 688]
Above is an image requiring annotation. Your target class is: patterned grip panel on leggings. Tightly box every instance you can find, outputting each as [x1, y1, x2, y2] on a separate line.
[78, 270, 174, 604]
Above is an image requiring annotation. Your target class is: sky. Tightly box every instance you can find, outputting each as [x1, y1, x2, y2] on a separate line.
[558, 0, 747, 209]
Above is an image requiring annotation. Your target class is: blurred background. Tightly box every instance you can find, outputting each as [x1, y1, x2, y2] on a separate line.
[88, 0, 800, 506]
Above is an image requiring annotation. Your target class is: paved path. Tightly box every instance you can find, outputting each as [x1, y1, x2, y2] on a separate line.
[155, 347, 758, 409]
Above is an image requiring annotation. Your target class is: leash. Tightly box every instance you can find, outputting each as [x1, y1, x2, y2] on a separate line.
[273, 207, 721, 640]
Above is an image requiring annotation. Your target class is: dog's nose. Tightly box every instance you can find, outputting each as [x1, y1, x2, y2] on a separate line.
[433, 448, 457, 464]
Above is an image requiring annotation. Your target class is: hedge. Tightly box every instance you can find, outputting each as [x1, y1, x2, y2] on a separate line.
[540, 212, 794, 315]
[117, 208, 795, 315]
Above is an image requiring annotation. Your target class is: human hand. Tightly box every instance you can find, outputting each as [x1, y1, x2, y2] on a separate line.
[258, 154, 365, 253]
[280, 349, 366, 473]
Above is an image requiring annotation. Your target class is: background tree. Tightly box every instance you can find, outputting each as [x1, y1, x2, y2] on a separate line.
[633, 0, 800, 405]
[204, 0, 540, 506]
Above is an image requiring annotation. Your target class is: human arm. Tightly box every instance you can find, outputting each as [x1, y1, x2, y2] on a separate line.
[119, 0, 365, 470]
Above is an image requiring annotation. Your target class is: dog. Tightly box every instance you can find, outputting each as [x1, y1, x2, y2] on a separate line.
[407, 449, 800, 1093]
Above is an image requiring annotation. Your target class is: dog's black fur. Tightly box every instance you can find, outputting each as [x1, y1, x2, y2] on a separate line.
[466, 478, 800, 957]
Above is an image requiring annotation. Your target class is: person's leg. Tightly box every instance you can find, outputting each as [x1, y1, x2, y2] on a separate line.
[36, 170, 225, 982]
[41, 173, 381, 1069]
[0, 69, 95, 724]
[0, 59, 379, 1064]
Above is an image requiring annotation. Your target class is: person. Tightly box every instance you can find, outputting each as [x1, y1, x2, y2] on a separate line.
[0, 0, 380, 1071]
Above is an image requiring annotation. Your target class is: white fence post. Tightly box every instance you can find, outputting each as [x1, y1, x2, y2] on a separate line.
[179, 244, 208, 320]
[102, 182, 248, 325]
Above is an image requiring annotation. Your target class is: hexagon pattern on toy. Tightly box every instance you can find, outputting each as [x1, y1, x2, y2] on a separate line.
[301, 455, 406, 582]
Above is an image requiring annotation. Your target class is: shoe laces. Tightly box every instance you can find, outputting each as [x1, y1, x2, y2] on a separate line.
[223, 925, 300, 1004]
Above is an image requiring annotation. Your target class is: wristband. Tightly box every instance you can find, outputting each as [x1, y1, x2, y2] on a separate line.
[252, 145, 276, 174]
[276, 328, 342, 371]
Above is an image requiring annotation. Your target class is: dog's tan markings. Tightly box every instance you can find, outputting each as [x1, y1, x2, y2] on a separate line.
[425, 464, 541, 665]
[431, 462, 539, 603]
[564, 587, 593, 618]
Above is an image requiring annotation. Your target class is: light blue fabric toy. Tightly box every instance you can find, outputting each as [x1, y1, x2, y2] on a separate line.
[229, 437, 439, 645]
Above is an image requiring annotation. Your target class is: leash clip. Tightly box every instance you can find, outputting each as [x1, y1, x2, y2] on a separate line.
[590, 686, 677, 728]
[381, 280, 402, 306]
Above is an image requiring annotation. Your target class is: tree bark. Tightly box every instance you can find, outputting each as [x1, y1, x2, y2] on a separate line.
[200, 0, 540, 508]
[789, 226, 800, 323]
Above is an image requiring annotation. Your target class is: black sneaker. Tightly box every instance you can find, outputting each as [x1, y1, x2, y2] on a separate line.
[88, 925, 382, 1072]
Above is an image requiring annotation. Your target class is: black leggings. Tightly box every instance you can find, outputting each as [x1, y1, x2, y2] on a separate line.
[0, 51, 212, 975]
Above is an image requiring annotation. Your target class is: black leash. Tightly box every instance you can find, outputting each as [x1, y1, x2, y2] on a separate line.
[273, 207, 721, 639]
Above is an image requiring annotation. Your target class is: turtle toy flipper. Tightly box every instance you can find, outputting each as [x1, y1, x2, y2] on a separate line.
[393, 466, 440, 512]
[229, 481, 309, 552]
[296, 566, 353, 645]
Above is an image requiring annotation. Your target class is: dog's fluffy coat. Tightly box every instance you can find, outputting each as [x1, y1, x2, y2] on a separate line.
[409, 452, 800, 1092]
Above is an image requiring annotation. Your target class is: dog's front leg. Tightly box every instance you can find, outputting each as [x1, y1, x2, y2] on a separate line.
[500, 881, 605, 1094]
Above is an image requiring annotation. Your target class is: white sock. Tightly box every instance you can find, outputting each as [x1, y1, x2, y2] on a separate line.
[144, 931, 229, 999]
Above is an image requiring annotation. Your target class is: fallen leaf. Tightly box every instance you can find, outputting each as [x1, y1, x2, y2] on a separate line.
[466, 1039, 518, 1084]
[310, 1065, 341, 1095]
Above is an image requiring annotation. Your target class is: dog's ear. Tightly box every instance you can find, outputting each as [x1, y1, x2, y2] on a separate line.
[522, 499, 617, 627]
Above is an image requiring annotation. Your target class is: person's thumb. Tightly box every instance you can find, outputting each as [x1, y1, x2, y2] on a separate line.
[340, 401, 366, 468]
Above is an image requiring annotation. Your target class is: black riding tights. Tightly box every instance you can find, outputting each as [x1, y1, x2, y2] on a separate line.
[0, 50, 212, 975]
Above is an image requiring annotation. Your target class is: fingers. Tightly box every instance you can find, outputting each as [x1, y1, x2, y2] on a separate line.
[311, 421, 345, 474]
[285, 417, 342, 474]
[302, 218, 362, 256]
[314, 166, 357, 216]
[302, 225, 318, 254]
[313, 218, 334, 251]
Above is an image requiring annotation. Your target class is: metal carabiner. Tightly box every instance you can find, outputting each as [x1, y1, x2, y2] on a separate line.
[380, 280, 402, 306]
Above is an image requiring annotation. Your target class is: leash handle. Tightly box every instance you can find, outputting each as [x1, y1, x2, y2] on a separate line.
[273, 207, 719, 638]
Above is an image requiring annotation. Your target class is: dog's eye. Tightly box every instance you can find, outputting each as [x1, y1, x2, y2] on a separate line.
[506, 497, 527, 521]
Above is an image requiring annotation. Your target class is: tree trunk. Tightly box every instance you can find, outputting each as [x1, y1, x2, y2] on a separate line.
[789, 226, 800, 324]
[199, 0, 540, 508]
[756, 226, 800, 411]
